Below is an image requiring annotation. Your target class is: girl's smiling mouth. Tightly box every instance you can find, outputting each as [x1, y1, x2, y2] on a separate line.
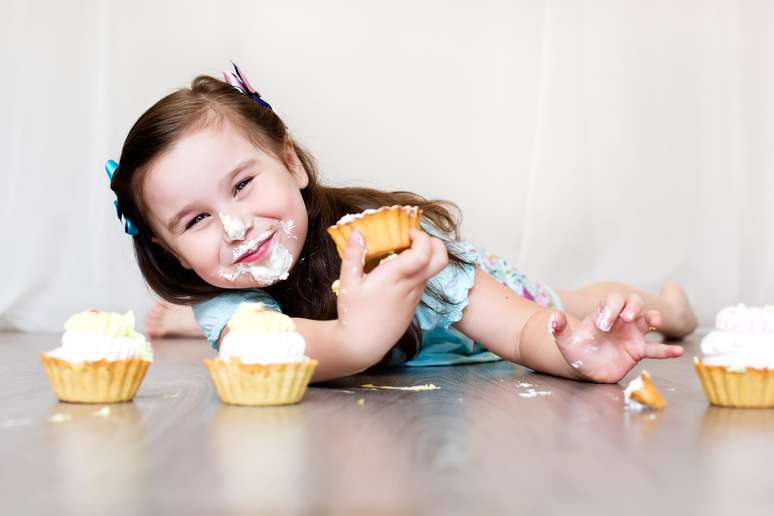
[233, 232, 275, 264]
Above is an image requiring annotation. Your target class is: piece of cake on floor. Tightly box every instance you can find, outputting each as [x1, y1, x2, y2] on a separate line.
[624, 370, 666, 411]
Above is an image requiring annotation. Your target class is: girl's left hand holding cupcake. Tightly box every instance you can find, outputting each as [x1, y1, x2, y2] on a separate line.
[334, 228, 449, 366]
[551, 293, 684, 383]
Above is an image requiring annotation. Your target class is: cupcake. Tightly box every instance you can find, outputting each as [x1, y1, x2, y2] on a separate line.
[40, 310, 153, 403]
[694, 303, 774, 408]
[326, 205, 422, 270]
[203, 303, 318, 406]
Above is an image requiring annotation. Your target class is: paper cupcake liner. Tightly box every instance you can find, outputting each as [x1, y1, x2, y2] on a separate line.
[327, 206, 422, 266]
[40, 353, 151, 403]
[203, 357, 318, 406]
[694, 358, 774, 408]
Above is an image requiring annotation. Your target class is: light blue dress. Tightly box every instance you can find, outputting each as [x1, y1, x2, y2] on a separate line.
[193, 238, 562, 367]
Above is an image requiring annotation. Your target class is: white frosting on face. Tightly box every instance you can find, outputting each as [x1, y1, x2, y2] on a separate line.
[219, 212, 247, 241]
[46, 333, 152, 363]
[700, 304, 774, 369]
[218, 240, 293, 286]
[219, 331, 307, 364]
[281, 219, 297, 239]
[247, 243, 293, 284]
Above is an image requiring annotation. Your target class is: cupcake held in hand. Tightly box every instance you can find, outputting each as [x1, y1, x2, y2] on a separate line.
[327, 205, 422, 270]
[203, 303, 318, 406]
[40, 310, 153, 403]
[694, 303, 774, 408]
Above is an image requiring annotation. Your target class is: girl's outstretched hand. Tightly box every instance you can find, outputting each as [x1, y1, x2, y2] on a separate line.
[550, 293, 684, 383]
[335, 228, 448, 366]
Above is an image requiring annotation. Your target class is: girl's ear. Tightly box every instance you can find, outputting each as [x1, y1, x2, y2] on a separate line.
[151, 236, 192, 270]
[284, 140, 309, 189]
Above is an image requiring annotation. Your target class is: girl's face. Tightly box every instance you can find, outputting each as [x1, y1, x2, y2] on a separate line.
[142, 119, 309, 289]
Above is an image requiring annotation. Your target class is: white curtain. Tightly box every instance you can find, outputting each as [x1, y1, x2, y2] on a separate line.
[2, 0, 772, 333]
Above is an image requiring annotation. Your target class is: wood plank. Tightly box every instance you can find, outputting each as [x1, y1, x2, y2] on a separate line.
[1, 331, 772, 515]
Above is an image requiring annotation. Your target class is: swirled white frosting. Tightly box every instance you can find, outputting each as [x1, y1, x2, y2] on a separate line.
[218, 303, 308, 364]
[219, 331, 307, 365]
[46, 310, 153, 363]
[47, 333, 152, 363]
[700, 304, 774, 369]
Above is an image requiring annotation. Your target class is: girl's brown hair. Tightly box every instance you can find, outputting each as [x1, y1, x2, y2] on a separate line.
[111, 75, 469, 365]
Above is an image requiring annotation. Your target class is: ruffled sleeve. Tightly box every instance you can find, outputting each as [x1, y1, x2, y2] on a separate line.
[192, 289, 282, 349]
[415, 222, 479, 331]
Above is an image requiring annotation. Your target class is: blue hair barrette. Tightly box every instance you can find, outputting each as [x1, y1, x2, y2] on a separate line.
[223, 62, 272, 110]
[105, 160, 139, 236]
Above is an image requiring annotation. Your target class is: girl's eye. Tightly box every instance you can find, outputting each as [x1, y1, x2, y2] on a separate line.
[185, 213, 209, 230]
[233, 177, 254, 196]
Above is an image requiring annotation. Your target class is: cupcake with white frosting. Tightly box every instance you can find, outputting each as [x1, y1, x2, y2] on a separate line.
[694, 303, 774, 408]
[40, 310, 153, 403]
[203, 303, 317, 406]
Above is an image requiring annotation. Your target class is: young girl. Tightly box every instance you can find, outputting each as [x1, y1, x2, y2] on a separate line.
[110, 64, 697, 383]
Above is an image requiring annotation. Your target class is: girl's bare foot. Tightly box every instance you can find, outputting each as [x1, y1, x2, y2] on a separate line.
[145, 301, 203, 339]
[658, 282, 699, 339]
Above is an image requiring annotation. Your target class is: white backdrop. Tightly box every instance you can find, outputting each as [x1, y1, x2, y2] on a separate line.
[1, 0, 772, 333]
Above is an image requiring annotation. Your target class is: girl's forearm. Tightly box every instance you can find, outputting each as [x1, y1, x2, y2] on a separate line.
[517, 309, 584, 380]
[293, 318, 384, 382]
[454, 267, 583, 381]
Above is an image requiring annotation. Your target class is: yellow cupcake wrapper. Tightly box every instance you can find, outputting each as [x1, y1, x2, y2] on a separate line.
[40, 353, 151, 404]
[694, 358, 774, 408]
[203, 357, 318, 406]
[326, 206, 422, 266]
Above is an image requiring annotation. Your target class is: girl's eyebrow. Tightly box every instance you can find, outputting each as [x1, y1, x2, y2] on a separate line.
[166, 158, 256, 232]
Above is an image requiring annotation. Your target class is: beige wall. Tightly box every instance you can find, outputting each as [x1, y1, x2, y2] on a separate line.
[2, 0, 773, 331]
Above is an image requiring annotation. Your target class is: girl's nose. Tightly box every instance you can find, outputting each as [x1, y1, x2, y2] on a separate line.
[219, 212, 253, 242]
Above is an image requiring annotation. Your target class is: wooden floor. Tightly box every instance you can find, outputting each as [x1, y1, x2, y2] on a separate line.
[2, 331, 773, 515]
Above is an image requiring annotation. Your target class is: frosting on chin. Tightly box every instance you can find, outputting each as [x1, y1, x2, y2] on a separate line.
[218, 241, 293, 286]
[47, 333, 153, 363]
[701, 304, 774, 369]
[219, 331, 307, 365]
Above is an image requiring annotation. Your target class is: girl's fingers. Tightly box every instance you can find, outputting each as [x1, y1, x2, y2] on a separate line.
[645, 310, 662, 329]
[635, 310, 661, 335]
[414, 236, 449, 282]
[620, 293, 645, 322]
[339, 230, 366, 287]
[389, 229, 432, 278]
[635, 310, 662, 333]
[643, 342, 684, 359]
[548, 311, 570, 345]
[596, 293, 626, 332]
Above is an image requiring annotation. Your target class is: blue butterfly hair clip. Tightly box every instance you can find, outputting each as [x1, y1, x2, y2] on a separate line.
[105, 160, 139, 236]
[223, 62, 272, 110]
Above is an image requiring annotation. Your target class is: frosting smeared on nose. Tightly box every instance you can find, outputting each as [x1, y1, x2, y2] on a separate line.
[219, 212, 246, 240]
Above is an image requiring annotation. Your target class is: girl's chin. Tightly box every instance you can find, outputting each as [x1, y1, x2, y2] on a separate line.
[212, 276, 279, 289]
[213, 241, 296, 289]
